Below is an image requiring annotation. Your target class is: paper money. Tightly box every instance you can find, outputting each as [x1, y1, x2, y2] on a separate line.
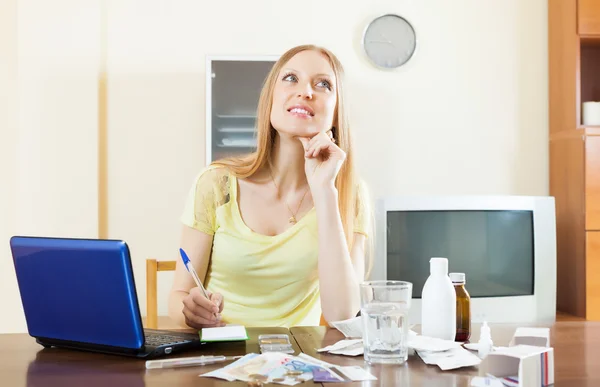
[200, 353, 258, 381]
[200, 352, 343, 385]
[312, 367, 345, 382]
[267, 355, 340, 384]
[200, 352, 291, 382]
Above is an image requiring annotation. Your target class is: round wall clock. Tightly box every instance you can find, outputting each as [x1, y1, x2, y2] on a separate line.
[362, 14, 417, 69]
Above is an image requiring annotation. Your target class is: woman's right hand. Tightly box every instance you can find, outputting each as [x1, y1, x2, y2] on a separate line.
[181, 287, 225, 329]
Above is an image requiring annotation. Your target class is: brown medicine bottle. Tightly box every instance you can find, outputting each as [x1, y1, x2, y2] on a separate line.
[449, 273, 471, 342]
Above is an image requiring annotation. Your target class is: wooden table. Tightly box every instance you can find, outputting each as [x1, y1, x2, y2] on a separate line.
[1, 327, 315, 387]
[291, 322, 600, 386]
[2, 322, 599, 386]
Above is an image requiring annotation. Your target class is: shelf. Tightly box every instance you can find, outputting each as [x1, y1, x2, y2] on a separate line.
[218, 128, 255, 133]
[216, 114, 256, 119]
[216, 144, 256, 148]
[578, 126, 600, 136]
[581, 36, 600, 46]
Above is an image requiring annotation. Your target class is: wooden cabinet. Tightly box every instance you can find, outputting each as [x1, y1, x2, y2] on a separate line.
[587, 232, 600, 320]
[579, 0, 600, 36]
[549, 0, 600, 320]
[587, 136, 600, 230]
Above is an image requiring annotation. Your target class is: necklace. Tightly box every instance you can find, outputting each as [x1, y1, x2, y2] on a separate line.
[269, 168, 310, 224]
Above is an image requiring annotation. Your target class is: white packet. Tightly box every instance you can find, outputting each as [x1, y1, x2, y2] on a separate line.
[329, 316, 363, 338]
[408, 335, 462, 352]
[335, 365, 377, 381]
[417, 347, 481, 371]
[317, 339, 362, 353]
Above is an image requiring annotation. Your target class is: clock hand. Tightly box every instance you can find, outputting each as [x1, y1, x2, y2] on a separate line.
[379, 32, 398, 49]
[368, 39, 393, 45]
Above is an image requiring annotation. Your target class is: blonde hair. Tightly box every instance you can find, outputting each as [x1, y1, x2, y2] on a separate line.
[212, 44, 372, 277]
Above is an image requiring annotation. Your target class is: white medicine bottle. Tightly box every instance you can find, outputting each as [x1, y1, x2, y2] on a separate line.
[478, 321, 494, 358]
[421, 257, 456, 340]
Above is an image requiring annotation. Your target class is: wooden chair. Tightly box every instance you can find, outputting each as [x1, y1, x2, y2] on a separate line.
[145, 258, 328, 328]
[145, 259, 176, 329]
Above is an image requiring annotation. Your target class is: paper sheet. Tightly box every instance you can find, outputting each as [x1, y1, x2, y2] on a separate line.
[329, 316, 363, 338]
[408, 335, 462, 352]
[335, 366, 377, 381]
[417, 347, 481, 371]
[200, 325, 248, 342]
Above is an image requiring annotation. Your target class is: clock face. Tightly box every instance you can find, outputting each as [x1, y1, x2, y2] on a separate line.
[363, 14, 416, 69]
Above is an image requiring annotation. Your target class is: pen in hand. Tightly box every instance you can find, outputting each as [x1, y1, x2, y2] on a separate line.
[179, 248, 210, 299]
[179, 248, 219, 318]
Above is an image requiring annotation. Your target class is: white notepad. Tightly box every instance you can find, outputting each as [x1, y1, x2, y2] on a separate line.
[200, 325, 248, 342]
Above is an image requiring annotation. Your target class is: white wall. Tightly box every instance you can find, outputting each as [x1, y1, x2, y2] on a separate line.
[0, 0, 21, 333]
[0, 0, 548, 333]
[0, 0, 101, 333]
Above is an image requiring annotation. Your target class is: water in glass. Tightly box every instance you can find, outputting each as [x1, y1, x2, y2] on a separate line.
[361, 302, 409, 364]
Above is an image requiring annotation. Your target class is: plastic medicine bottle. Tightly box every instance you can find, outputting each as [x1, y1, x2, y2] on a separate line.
[449, 272, 471, 342]
[422, 257, 456, 340]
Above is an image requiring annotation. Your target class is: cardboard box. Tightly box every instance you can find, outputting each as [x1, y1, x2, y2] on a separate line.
[479, 345, 554, 387]
[509, 327, 550, 348]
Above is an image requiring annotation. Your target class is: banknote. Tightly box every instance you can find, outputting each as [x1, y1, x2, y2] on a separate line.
[200, 352, 343, 385]
[221, 352, 292, 381]
[266, 354, 344, 384]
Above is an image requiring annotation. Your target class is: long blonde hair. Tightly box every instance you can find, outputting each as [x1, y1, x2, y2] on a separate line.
[212, 44, 371, 274]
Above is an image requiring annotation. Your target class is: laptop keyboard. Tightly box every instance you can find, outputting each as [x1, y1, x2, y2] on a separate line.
[145, 333, 191, 347]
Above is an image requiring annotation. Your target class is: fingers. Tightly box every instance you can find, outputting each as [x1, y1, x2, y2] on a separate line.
[182, 295, 219, 324]
[183, 311, 226, 329]
[306, 136, 336, 159]
[182, 287, 223, 328]
[210, 292, 225, 313]
[299, 131, 340, 159]
[189, 287, 219, 313]
[182, 306, 216, 327]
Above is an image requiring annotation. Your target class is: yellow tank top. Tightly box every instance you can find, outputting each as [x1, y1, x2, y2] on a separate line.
[180, 166, 369, 327]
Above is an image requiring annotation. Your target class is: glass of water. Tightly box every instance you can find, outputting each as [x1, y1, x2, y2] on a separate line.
[360, 280, 413, 365]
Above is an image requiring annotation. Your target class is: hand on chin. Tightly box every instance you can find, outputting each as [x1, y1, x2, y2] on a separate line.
[278, 125, 322, 141]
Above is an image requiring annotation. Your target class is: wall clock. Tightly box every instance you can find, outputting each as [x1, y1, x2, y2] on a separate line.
[362, 14, 417, 69]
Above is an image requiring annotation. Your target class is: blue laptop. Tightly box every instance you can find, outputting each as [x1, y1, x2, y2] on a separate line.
[10, 236, 202, 358]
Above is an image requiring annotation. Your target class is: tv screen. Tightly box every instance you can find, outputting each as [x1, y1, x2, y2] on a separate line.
[386, 210, 534, 299]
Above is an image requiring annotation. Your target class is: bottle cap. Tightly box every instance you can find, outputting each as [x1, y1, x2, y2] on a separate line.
[449, 272, 466, 284]
[430, 257, 448, 275]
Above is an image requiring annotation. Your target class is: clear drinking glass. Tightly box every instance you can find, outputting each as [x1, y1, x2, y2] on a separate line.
[360, 280, 413, 365]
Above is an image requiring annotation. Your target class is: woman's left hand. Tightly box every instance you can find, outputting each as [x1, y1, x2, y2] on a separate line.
[298, 131, 346, 193]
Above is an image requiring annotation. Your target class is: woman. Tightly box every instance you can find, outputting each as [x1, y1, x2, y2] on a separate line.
[168, 44, 372, 329]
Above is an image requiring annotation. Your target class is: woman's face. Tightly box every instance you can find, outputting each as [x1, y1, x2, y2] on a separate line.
[270, 50, 337, 139]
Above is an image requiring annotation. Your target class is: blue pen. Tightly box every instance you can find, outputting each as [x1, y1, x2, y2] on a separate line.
[179, 248, 210, 300]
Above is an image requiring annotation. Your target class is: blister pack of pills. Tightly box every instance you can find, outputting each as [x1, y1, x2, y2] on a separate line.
[258, 334, 294, 354]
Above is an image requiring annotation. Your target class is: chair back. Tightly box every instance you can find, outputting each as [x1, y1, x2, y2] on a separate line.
[145, 259, 176, 329]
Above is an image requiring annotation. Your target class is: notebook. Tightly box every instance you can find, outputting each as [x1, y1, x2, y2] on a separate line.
[200, 326, 249, 342]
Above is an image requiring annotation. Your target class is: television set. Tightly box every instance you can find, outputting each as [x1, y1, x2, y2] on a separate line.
[372, 195, 557, 324]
